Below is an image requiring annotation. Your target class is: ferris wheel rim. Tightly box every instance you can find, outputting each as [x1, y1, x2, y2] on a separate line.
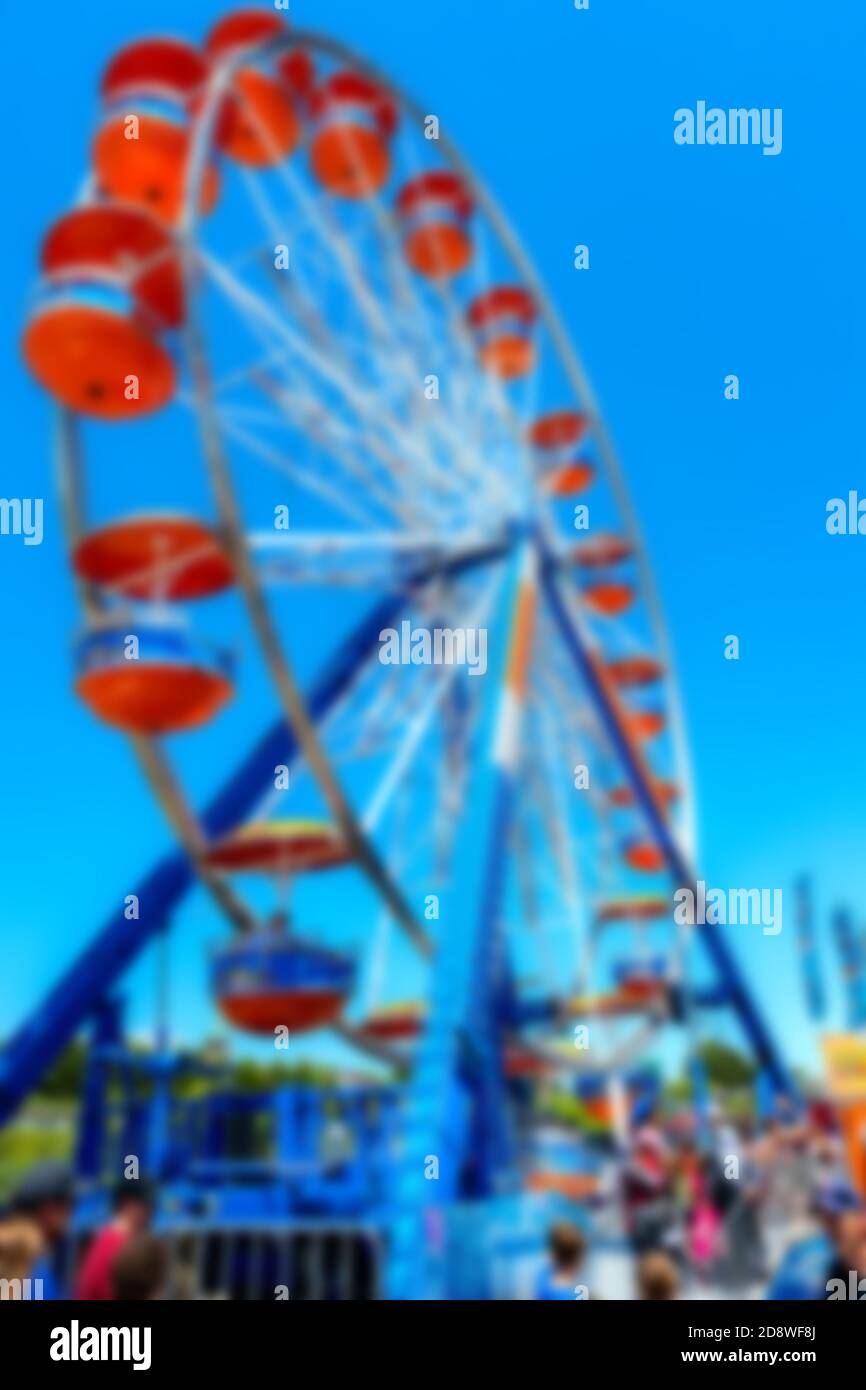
[46, 17, 700, 1079]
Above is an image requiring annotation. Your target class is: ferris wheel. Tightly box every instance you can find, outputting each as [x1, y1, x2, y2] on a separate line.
[19, 5, 790, 1297]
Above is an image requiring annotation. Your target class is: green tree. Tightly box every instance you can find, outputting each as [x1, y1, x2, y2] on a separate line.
[697, 1040, 756, 1089]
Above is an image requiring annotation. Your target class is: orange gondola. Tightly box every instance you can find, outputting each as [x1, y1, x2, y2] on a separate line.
[206, 818, 354, 1036]
[93, 38, 219, 223]
[596, 895, 672, 924]
[625, 707, 666, 741]
[361, 1000, 426, 1041]
[544, 459, 595, 496]
[396, 171, 473, 278]
[582, 581, 635, 618]
[504, 1044, 551, 1079]
[40, 204, 184, 330]
[529, 409, 587, 451]
[309, 72, 397, 198]
[216, 988, 344, 1035]
[568, 986, 666, 1019]
[572, 534, 633, 569]
[205, 9, 312, 166]
[621, 839, 666, 873]
[212, 930, 355, 1035]
[614, 957, 671, 1000]
[203, 819, 351, 876]
[605, 655, 664, 688]
[75, 619, 234, 734]
[607, 780, 680, 809]
[467, 286, 536, 380]
[530, 410, 594, 496]
[527, 1171, 599, 1201]
[620, 975, 667, 1003]
[22, 240, 175, 421]
[73, 514, 233, 602]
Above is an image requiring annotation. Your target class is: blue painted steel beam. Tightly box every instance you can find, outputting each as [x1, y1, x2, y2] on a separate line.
[386, 547, 527, 1299]
[538, 540, 796, 1101]
[75, 997, 123, 1180]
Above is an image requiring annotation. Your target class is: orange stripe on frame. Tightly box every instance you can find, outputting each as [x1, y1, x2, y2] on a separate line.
[506, 582, 536, 697]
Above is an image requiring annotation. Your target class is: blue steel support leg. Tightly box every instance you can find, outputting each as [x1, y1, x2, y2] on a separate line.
[75, 997, 123, 1182]
[538, 540, 796, 1102]
[386, 548, 534, 1299]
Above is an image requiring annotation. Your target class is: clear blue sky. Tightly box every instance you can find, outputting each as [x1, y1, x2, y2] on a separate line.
[1, 0, 864, 1081]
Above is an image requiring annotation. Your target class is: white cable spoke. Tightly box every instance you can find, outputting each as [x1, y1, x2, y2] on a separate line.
[249, 372, 419, 525]
[232, 91, 519, 522]
[199, 403, 382, 529]
[361, 568, 503, 834]
[199, 249, 465, 519]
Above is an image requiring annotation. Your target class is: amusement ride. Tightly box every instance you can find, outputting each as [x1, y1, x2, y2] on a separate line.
[2, 7, 794, 1298]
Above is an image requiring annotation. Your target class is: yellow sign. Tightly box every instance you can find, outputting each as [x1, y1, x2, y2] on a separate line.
[822, 1034, 866, 1100]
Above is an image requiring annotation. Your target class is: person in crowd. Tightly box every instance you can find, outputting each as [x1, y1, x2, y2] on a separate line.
[621, 1126, 674, 1255]
[686, 1151, 724, 1280]
[766, 1179, 862, 1299]
[9, 1161, 74, 1299]
[720, 1120, 767, 1289]
[637, 1250, 680, 1300]
[0, 1215, 44, 1298]
[822, 1206, 866, 1298]
[112, 1234, 169, 1301]
[535, 1220, 588, 1300]
[75, 1177, 154, 1300]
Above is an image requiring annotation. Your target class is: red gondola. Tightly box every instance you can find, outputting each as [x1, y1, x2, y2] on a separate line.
[504, 1044, 550, 1079]
[204, 819, 351, 876]
[527, 1171, 599, 1201]
[212, 929, 355, 1035]
[467, 286, 536, 381]
[309, 72, 397, 198]
[572, 534, 633, 569]
[625, 708, 666, 741]
[607, 780, 680, 809]
[583, 581, 635, 617]
[544, 460, 595, 496]
[621, 839, 666, 873]
[207, 819, 355, 1036]
[40, 205, 184, 329]
[75, 619, 234, 734]
[396, 172, 473, 278]
[596, 896, 672, 924]
[73, 514, 233, 602]
[362, 1000, 426, 1041]
[529, 410, 588, 451]
[530, 410, 594, 495]
[22, 221, 176, 420]
[93, 38, 219, 222]
[605, 655, 664, 688]
[205, 9, 312, 166]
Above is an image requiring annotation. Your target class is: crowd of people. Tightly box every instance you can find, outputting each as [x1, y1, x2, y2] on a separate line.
[536, 1108, 866, 1300]
[2, 1105, 865, 1300]
[0, 1166, 167, 1301]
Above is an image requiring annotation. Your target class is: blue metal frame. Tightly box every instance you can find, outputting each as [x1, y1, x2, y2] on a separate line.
[386, 547, 531, 1299]
[0, 524, 799, 1305]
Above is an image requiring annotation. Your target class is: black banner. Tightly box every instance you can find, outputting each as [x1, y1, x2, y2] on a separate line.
[2, 1298, 862, 1376]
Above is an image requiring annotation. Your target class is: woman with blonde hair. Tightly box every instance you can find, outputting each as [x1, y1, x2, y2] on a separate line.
[0, 1216, 44, 1298]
